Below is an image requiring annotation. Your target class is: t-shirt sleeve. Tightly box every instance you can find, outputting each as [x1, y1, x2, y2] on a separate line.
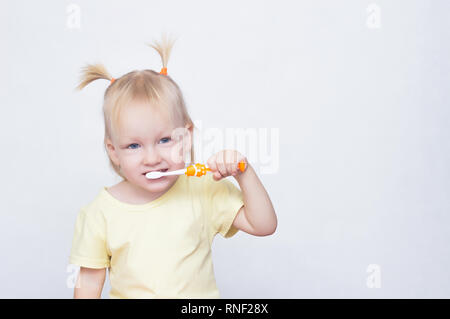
[205, 175, 244, 239]
[69, 206, 110, 269]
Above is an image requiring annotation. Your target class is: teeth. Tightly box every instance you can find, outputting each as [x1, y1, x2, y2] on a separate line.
[144, 169, 167, 174]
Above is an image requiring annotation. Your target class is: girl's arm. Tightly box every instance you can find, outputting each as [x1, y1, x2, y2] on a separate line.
[73, 267, 106, 299]
[207, 150, 277, 236]
[233, 163, 277, 236]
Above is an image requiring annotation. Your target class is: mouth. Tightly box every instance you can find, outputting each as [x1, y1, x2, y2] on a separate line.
[143, 168, 168, 176]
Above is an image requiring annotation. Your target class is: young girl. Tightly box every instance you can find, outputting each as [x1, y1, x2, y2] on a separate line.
[69, 34, 277, 299]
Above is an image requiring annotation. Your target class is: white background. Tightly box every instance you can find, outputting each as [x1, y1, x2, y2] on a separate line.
[1, 0, 449, 298]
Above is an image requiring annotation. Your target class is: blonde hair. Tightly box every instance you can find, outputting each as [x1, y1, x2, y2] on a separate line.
[76, 34, 195, 180]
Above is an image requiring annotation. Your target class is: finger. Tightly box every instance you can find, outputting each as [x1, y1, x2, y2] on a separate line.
[213, 171, 222, 181]
[225, 151, 237, 175]
[207, 155, 218, 173]
[216, 152, 227, 177]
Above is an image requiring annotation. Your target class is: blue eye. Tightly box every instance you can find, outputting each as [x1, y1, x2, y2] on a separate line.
[160, 137, 171, 144]
[127, 138, 170, 149]
[127, 143, 140, 149]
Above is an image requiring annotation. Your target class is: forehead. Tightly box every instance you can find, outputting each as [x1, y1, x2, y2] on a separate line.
[116, 101, 174, 140]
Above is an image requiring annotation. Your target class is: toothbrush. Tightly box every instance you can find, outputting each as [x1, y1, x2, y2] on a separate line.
[145, 161, 247, 179]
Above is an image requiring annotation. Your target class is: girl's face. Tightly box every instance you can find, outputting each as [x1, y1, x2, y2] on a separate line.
[105, 100, 192, 195]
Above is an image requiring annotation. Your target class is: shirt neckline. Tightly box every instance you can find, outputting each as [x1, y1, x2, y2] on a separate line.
[101, 174, 185, 211]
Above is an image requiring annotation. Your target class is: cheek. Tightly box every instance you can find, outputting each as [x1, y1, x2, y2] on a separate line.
[161, 146, 178, 163]
[165, 144, 185, 163]
[119, 152, 142, 168]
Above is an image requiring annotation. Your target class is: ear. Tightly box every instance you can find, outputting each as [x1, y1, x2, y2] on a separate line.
[105, 138, 120, 167]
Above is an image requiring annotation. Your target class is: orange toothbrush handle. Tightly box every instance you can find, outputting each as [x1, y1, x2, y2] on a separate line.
[185, 161, 246, 177]
[185, 163, 210, 177]
[238, 160, 246, 172]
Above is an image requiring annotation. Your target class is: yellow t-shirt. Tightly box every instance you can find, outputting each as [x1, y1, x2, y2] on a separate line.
[69, 173, 244, 299]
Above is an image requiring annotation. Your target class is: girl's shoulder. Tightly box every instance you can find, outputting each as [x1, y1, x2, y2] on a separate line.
[105, 181, 127, 202]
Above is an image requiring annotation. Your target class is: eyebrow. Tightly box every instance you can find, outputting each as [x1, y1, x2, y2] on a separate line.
[122, 132, 171, 140]
[120, 131, 172, 145]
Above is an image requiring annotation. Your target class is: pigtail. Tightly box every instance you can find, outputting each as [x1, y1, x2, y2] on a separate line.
[76, 63, 114, 90]
[147, 33, 178, 70]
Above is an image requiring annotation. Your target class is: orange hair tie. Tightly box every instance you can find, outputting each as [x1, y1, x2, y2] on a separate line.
[160, 67, 168, 75]
[110, 77, 116, 84]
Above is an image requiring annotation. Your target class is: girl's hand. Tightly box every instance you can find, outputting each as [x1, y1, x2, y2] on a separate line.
[207, 150, 248, 181]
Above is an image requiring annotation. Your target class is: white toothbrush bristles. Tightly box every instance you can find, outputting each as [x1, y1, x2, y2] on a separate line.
[145, 168, 187, 179]
[145, 171, 164, 179]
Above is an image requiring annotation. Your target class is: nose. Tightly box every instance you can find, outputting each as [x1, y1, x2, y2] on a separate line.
[142, 146, 162, 166]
